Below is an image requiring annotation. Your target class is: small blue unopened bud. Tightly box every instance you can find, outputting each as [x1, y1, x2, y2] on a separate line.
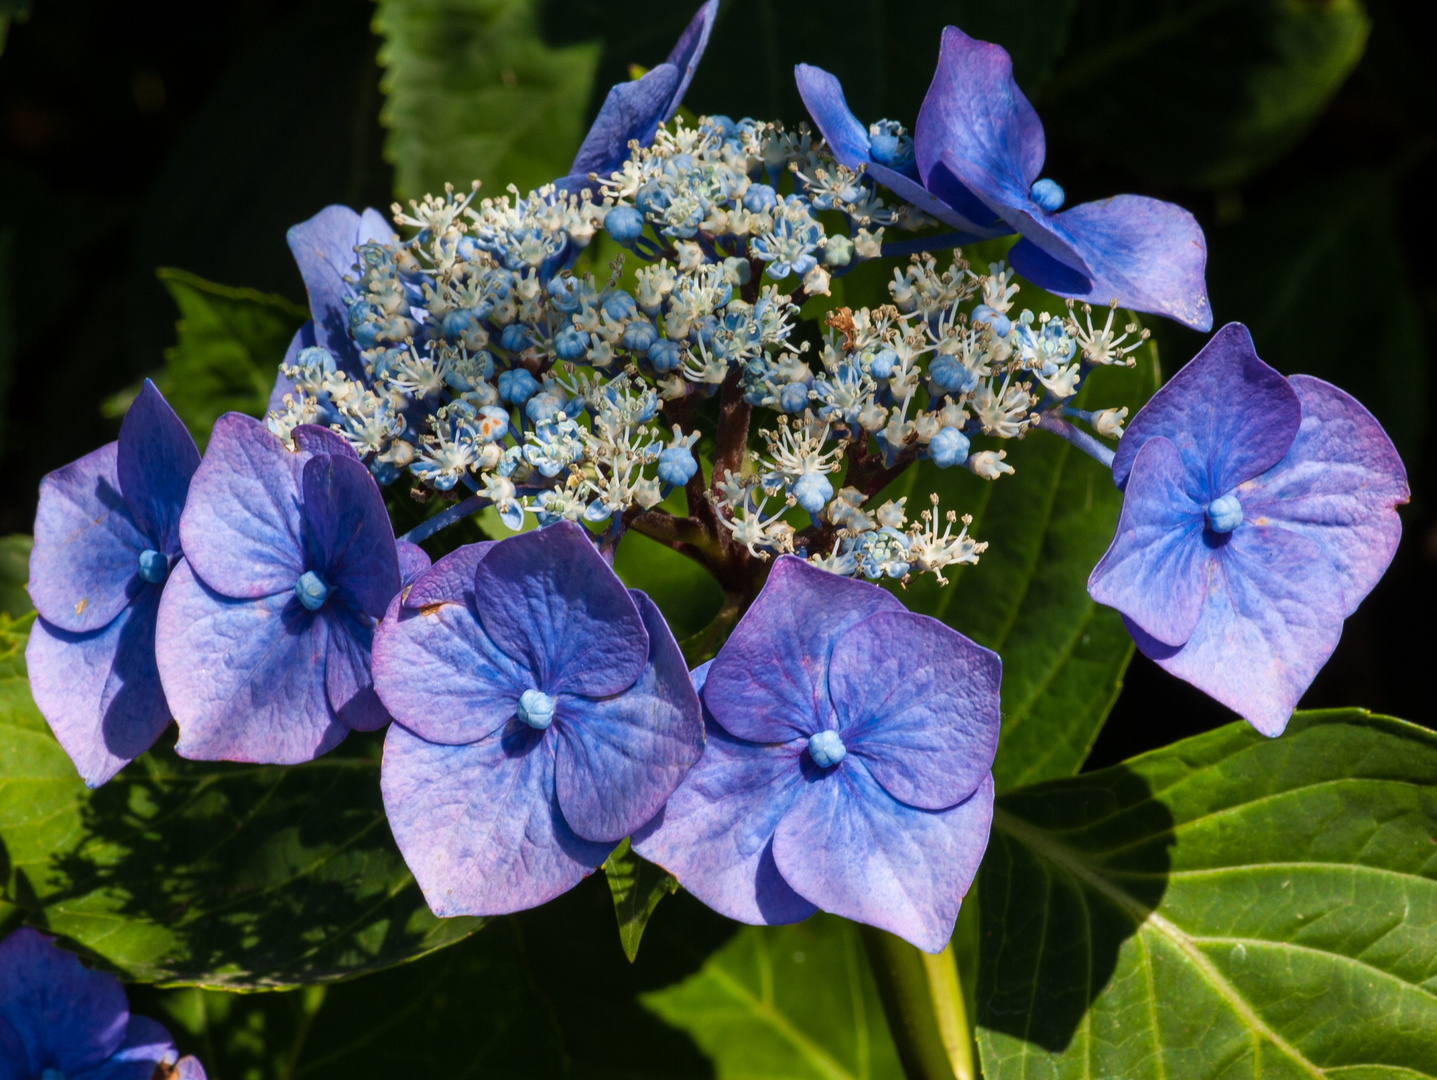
[779, 381, 810, 414]
[868, 348, 898, 380]
[657, 446, 699, 486]
[553, 324, 591, 361]
[526, 393, 563, 424]
[456, 236, 480, 261]
[703, 114, 736, 139]
[635, 183, 670, 216]
[441, 309, 475, 340]
[743, 184, 778, 213]
[518, 688, 556, 730]
[929, 427, 971, 469]
[605, 205, 645, 244]
[137, 549, 169, 585]
[622, 320, 658, 353]
[971, 305, 1011, 337]
[602, 290, 638, 320]
[1206, 494, 1244, 533]
[649, 339, 683, 372]
[296, 346, 336, 374]
[868, 132, 899, 163]
[500, 323, 532, 353]
[808, 729, 846, 768]
[930, 355, 980, 395]
[1030, 178, 1065, 212]
[793, 471, 834, 515]
[498, 368, 540, 404]
[295, 571, 329, 612]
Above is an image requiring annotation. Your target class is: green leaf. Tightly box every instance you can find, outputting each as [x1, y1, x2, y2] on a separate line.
[0, 535, 30, 619]
[1040, 0, 1370, 188]
[374, 0, 602, 200]
[604, 837, 680, 963]
[108, 268, 307, 446]
[132, 918, 566, 1079]
[888, 273, 1160, 791]
[0, 622, 479, 987]
[977, 708, 1437, 1078]
[643, 912, 907, 1080]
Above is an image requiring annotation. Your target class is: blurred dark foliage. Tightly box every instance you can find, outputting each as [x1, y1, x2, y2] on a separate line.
[0, 0, 1429, 783]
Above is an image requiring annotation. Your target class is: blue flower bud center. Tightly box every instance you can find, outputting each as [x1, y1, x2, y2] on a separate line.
[294, 570, 330, 611]
[518, 688, 556, 730]
[1206, 494, 1244, 534]
[808, 729, 847, 768]
[41, 1071, 67, 1080]
[137, 549, 169, 585]
[1030, 178, 1065, 212]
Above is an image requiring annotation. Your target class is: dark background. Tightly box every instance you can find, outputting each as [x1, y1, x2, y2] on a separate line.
[0, 0, 1430, 770]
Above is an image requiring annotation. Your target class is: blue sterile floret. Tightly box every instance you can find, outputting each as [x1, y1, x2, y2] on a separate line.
[0, 928, 208, 1080]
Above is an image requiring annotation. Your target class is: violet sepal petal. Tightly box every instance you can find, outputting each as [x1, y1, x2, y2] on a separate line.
[773, 765, 995, 954]
[702, 556, 903, 743]
[158, 560, 346, 763]
[372, 544, 528, 747]
[1239, 374, 1408, 616]
[553, 590, 704, 843]
[27, 443, 145, 633]
[1007, 195, 1213, 331]
[324, 611, 389, 732]
[178, 413, 306, 599]
[661, 0, 718, 119]
[1129, 524, 1345, 737]
[471, 522, 648, 698]
[0, 928, 129, 1075]
[1112, 323, 1302, 494]
[1087, 436, 1210, 647]
[380, 721, 614, 916]
[25, 588, 170, 788]
[115, 379, 199, 555]
[300, 453, 400, 618]
[564, 65, 681, 186]
[832, 609, 1001, 810]
[632, 662, 817, 926]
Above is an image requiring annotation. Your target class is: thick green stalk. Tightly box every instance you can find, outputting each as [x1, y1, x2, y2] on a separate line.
[860, 926, 976, 1080]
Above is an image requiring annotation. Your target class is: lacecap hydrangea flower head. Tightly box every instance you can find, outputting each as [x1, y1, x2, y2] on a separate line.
[1088, 323, 1408, 735]
[373, 522, 704, 915]
[0, 928, 205, 1080]
[26, 381, 199, 787]
[634, 557, 1001, 952]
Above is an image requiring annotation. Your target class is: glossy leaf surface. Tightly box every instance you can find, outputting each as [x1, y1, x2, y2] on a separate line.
[133, 918, 565, 1078]
[978, 709, 1437, 1078]
[644, 912, 906, 1080]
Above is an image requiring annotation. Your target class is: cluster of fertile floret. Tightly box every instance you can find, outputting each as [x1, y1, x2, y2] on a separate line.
[266, 113, 1148, 583]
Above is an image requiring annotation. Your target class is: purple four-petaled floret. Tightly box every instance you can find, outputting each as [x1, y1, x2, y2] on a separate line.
[796, 27, 1212, 330]
[1088, 322, 1409, 735]
[633, 556, 1002, 953]
[0, 927, 206, 1080]
[373, 521, 705, 916]
[26, 381, 199, 787]
[155, 415, 401, 763]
